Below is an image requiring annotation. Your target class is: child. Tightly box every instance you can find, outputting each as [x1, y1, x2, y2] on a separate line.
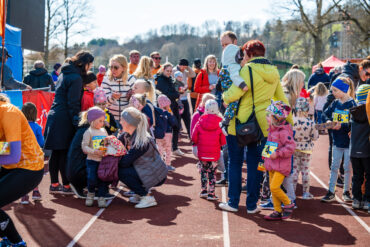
[321, 77, 356, 203]
[94, 87, 118, 135]
[219, 44, 248, 136]
[129, 93, 153, 128]
[20, 102, 44, 204]
[157, 94, 178, 171]
[192, 99, 226, 201]
[292, 97, 319, 200]
[263, 100, 296, 220]
[313, 82, 329, 125]
[350, 84, 370, 212]
[132, 79, 156, 105]
[173, 71, 185, 115]
[81, 71, 98, 111]
[81, 107, 109, 208]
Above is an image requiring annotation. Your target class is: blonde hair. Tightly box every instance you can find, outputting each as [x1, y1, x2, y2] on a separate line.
[0, 93, 10, 102]
[79, 111, 89, 126]
[203, 55, 218, 74]
[313, 82, 328, 96]
[158, 62, 173, 74]
[282, 69, 306, 109]
[335, 77, 355, 98]
[133, 56, 153, 81]
[108, 54, 128, 83]
[134, 79, 155, 103]
[200, 93, 215, 107]
[130, 93, 147, 108]
[121, 107, 151, 149]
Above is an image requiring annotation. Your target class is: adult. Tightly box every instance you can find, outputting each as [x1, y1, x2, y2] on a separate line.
[155, 63, 183, 156]
[44, 50, 94, 194]
[133, 55, 155, 90]
[23, 60, 55, 91]
[102, 54, 136, 126]
[218, 40, 292, 213]
[150, 51, 162, 76]
[96, 65, 106, 86]
[358, 59, 370, 86]
[0, 47, 31, 90]
[0, 94, 44, 246]
[307, 63, 330, 89]
[188, 58, 201, 112]
[118, 107, 167, 208]
[194, 55, 219, 108]
[51, 63, 61, 83]
[128, 50, 141, 75]
[367, 90, 370, 124]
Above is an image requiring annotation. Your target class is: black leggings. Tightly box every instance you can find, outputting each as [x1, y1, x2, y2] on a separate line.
[180, 99, 191, 138]
[49, 149, 69, 185]
[171, 105, 181, 151]
[0, 168, 43, 243]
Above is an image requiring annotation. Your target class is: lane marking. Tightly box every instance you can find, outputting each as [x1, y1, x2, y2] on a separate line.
[66, 187, 122, 247]
[221, 187, 230, 247]
[310, 171, 370, 233]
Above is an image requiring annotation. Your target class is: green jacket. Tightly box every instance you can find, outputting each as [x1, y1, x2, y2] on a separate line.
[223, 57, 293, 137]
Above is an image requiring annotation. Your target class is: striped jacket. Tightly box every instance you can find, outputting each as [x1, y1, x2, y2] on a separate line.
[102, 75, 135, 122]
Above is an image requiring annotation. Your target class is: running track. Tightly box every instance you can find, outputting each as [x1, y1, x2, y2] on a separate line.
[3, 133, 370, 246]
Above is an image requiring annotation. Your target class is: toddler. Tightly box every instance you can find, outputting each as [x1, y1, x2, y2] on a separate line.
[313, 82, 329, 125]
[81, 71, 98, 111]
[94, 87, 117, 135]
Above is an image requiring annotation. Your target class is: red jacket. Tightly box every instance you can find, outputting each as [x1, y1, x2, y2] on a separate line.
[97, 73, 105, 86]
[191, 114, 226, 162]
[81, 89, 94, 111]
[194, 69, 219, 108]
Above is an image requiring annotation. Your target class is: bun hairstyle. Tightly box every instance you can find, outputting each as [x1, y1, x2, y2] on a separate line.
[121, 107, 151, 149]
[70, 50, 94, 75]
[134, 79, 155, 103]
[129, 93, 147, 110]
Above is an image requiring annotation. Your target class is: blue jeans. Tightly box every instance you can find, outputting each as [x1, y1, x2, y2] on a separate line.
[329, 146, 351, 193]
[315, 110, 323, 124]
[226, 135, 266, 211]
[86, 160, 109, 197]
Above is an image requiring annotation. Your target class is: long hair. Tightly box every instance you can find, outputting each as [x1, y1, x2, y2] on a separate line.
[134, 79, 155, 103]
[203, 55, 217, 74]
[133, 56, 153, 80]
[108, 54, 128, 84]
[121, 107, 151, 149]
[79, 111, 89, 126]
[70, 50, 94, 75]
[281, 69, 306, 109]
[313, 82, 328, 96]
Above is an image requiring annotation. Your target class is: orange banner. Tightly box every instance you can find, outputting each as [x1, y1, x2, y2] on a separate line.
[0, 0, 5, 38]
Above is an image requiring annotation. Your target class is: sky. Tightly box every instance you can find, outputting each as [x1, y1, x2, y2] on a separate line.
[73, 0, 275, 44]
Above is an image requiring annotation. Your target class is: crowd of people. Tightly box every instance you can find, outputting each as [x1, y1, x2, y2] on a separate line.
[1, 31, 370, 246]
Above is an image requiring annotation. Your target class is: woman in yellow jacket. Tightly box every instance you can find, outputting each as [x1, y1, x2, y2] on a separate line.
[218, 40, 292, 214]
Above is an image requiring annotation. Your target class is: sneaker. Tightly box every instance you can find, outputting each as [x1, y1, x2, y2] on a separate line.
[199, 190, 208, 198]
[264, 211, 282, 221]
[215, 179, 228, 187]
[85, 192, 95, 207]
[0, 237, 12, 247]
[336, 176, 344, 188]
[129, 195, 141, 204]
[352, 199, 362, 209]
[302, 192, 313, 200]
[218, 202, 238, 212]
[173, 149, 185, 156]
[321, 191, 335, 202]
[363, 201, 369, 210]
[12, 240, 27, 247]
[98, 197, 107, 208]
[70, 184, 87, 199]
[292, 199, 298, 209]
[260, 195, 270, 204]
[247, 207, 261, 214]
[32, 190, 42, 201]
[62, 185, 74, 195]
[342, 191, 352, 202]
[167, 165, 176, 172]
[367, 202, 370, 214]
[135, 195, 157, 208]
[123, 191, 136, 197]
[49, 184, 63, 194]
[260, 200, 274, 210]
[104, 193, 115, 200]
[282, 203, 294, 219]
[207, 194, 219, 201]
[241, 185, 247, 193]
[20, 195, 30, 205]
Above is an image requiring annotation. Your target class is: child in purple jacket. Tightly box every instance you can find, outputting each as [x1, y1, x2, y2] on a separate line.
[263, 100, 296, 221]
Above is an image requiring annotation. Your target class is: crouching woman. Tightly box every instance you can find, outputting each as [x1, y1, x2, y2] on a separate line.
[118, 107, 167, 208]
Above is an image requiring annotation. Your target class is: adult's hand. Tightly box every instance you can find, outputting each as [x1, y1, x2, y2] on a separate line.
[112, 92, 121, 100]
[209, 84, 216, 90]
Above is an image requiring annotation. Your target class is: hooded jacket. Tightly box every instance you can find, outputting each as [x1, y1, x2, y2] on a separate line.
[341, 61, 360, 88]
[155, 74, 180, 107]
[223, 57, 293, 137]
[221, 44, 245, 89]
[190, 106, 204, 137]
[194, 69, 220, 108]
[191, 114, 226, 162]
[307, 68, 330, 89]
[349, 104, 370, 158]
[24, 68, 54, 90]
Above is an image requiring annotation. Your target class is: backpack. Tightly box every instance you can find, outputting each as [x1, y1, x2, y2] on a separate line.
[147, 102, 167, 139]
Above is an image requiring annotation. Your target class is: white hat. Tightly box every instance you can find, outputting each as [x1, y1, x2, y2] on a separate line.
[205, 99, 219, 115]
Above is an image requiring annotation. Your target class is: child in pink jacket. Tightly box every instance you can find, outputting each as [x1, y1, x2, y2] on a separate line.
[263, 100, 296, 221]
[192, 99, 226, 201]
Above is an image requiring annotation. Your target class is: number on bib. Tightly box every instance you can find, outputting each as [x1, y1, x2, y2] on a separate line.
[332, 110, 349, 123]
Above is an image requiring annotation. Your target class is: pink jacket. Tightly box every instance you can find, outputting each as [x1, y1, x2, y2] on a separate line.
[191, 114, 226, 162]
[264, 123, 296, 176]
[190, 106, 204, 137]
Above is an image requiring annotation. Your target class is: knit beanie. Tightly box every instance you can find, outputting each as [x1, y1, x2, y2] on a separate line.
[355, 84, 370, 105]
[205, 99, 219, 115]
[98, 65, 106, 73]
[295, 97, 309, 112]
[87, 107, 105, 123]
[83, 71, 97, 85]
[331, 78, 349, 93]
[94, 87, 107, 104]
[266, 100, 291, 120]
[157, 94, 171, 109]
[179, 59, 189, 66]
[174, 71, 183, 79]
[121, 109, 141, 127]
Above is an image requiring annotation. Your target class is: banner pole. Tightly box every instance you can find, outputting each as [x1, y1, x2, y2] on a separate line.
[0, 0, 8, 91]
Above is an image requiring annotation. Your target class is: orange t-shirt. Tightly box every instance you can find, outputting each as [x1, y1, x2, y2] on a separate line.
[128, 63, 138, 75]
[151, 65, 162, 76]
[0, 101, 44, 171]
[366, 90, 370, 125]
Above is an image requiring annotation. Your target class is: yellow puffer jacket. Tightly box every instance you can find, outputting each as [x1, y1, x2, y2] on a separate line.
[223, 57, 293, 137]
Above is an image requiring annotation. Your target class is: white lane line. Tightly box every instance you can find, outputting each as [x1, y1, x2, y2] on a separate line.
[310, 171, 370, 233]
[66, 187, 122, 247]
[221, 187, 230, 247]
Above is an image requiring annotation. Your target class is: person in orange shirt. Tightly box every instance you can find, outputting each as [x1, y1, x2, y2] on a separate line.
[128, 50, 141, 74]
[96, 65, 106, 86]
[150, 51, 162, 76]
[0, 94, 44, 247]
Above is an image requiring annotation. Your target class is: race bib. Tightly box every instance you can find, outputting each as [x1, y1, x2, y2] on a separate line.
[262, 141, 278, 158]
[333, 109, 349, 123]
[92, 136, 105, 150]
[0, 142, 10, 155]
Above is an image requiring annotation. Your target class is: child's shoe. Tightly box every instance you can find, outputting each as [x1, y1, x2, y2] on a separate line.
[20, 195, 30, 205]
[363, 201, 369, 210]
[207, 194, 219, 201]
[98, 197, 107, 208]
[167, 165, 176, 172]
[135, 195, 157, 208]
[199, 190, 208, 198]
[282, 203, 295, 219]
[129, 194, 141, 204]
[62, 185, 74, 195]
[342, 191, 352, 202]
[321, 191, 335, 202]
[352, 199, 362, 209]
[264, 211, 282, 221]
[260, 200, 274, 210]
[123, 190, 136, 197]
[85, 192, 95, 207]
[302, 192, 313, 200]
[219, 122, 229, 136]
[10, 240, 27, 247]
[49, 184, 62, 194]
[215, 178, 228, 187]
[0, 237, 12, 247]
[32, 190, 42, 201]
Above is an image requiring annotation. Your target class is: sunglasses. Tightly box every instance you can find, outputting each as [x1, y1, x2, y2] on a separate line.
[152, 57, 161, 60]
[110, 65, 120, 70]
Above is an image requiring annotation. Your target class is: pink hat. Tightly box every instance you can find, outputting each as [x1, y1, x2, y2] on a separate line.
[266, 100, 291, 120]
[94, 87, 107, 104]
[157, 94, 171, 109]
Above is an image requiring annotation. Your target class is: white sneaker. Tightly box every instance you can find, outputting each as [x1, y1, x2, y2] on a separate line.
[247, 207, 261, 214]
[173, 149, 185, 156]
[218, 202, 238, 212]
[302, 192, 314, 200]
[135, 195, 157, 208]
[129, 195, 141, 204]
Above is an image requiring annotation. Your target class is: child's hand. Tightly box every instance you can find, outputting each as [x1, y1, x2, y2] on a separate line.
[333, 122, 341, 130]
[242, 86, 249, 92]
[94, 149, 105, 156]
[348, 131, 351, 138]
[326, 121, 333, 129]
[270, 152, 277, 159]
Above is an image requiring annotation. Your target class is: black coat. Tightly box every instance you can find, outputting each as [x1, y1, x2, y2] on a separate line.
[155, 74, 180, 107]
[23, 68, 55, 90]
[44, 63, 83, 150]
[349, 104, 370, 158]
